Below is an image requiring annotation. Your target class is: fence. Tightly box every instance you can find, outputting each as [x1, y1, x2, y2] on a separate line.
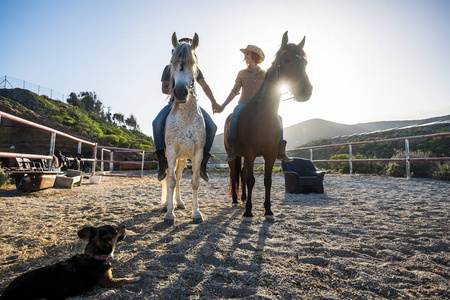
[288, 133, 450, 179]
[1, 109, 449, 180]
[1, 75, 65, 102]
[0, 110, 97, 173]
[0, 109, 154, 178]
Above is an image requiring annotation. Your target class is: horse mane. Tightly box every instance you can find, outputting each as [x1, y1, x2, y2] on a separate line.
[247, 56, 279, 104]
[248, 43, 306, 105]
[170, 43, 198, 79]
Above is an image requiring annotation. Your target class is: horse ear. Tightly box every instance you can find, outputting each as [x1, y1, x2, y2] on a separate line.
[281, 31, 288, 48]
[172, 32, 179, 49]
[299, 36, 306, 49]
[191, 33, 199, 50]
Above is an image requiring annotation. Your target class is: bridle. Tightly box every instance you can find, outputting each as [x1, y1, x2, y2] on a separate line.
[275, 49, 307, 79]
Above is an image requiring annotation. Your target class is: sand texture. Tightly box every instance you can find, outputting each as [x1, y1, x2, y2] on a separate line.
[0, 171, 448, 299]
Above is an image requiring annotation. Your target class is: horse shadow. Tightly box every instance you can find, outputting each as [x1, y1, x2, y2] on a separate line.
[119, 200, 273, 298]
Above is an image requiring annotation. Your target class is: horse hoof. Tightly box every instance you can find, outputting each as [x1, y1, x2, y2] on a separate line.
[265, 215, 275, 222]
[231, 202, 239, 207]
[177, 203, 186, 209]
[242, 216, 253, 222]
[164, 218, 175, 226]
[193, 217, 204, 224]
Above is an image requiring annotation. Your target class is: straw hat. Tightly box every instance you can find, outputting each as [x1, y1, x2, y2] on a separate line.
[240, 45, 265, 62]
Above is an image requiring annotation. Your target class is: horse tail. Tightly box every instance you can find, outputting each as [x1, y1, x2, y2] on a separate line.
[235, 156, 241, 196]
[228, 156, 242, 198]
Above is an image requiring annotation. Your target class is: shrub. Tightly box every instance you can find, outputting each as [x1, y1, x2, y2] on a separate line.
[329, 153, 384, 175]
[386, 149, 438, 178]
[434, 162, 450, 181]
[353, 154, 385, 175]
[103, 134, 120, 146]
[0, 164, 11, 188]
[118, 136, 129, 148]
[329, 154, 350, 173]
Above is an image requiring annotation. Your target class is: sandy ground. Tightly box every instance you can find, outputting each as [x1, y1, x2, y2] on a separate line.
[0, 170, 448, 299]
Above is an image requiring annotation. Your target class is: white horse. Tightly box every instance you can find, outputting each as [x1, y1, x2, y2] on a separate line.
[161, 32, 206, 225]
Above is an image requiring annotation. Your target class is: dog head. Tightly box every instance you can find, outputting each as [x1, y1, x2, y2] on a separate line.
[77, 225, 126, 260]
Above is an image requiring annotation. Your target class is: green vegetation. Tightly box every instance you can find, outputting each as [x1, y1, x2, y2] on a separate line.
[0, 89, 154, 151]
[290, 125, 450, 180]
[0, 163, 10, 187]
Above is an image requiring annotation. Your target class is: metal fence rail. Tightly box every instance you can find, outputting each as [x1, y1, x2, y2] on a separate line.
[290, 132, 450, 179]
[0, 110, 97, 173]
[1, 110, 449, 180]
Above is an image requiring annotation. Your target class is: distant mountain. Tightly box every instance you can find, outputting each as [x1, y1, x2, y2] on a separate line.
[354, 115, 450, 132]
[283, 119, 367, 149]
[212, 115, 450, 153]
[284, 115, 450, 149]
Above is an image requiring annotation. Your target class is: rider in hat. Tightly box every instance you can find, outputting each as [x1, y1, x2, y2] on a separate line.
[218, 44, 291, 162]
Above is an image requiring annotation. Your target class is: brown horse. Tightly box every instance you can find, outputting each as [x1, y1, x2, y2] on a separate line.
[224, 31, 313, 221]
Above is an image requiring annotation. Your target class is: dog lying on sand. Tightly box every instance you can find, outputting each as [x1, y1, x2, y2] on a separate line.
[0, 225, 140, 300]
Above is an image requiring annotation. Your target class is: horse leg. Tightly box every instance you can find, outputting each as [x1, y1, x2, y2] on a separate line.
[228, 156, 241, 206]
[243, 158, 255, 221]
[191, 150, 204, 223]
[161, 176, 168, 210]
[239, 157, 247, 205]
[174, 159, 186, 209]
[163, 154, 177, 225]
[263, 157, 276, 222]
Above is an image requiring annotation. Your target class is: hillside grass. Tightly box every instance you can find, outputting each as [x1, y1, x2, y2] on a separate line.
[0, 89, 154, 152]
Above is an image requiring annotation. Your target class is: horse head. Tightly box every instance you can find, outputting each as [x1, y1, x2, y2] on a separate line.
[275, 31, 313, 102]
[170, 32, 199, 103]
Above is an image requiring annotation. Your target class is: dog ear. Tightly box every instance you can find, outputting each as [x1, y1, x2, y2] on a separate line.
[115, 225, 126, 242]
[78, 227, 94, 241]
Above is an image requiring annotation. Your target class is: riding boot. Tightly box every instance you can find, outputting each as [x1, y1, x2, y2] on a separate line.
[155, 150, 168, 181]
[226, 140, 237, 161]
[200, 152, 211, 182]
[277, 140, 293, 162]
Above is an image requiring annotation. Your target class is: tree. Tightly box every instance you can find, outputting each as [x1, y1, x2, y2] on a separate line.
[113, 113, 124, 125]
[94, 99, 103, 116]
[125, 114, 138, 131]
[67, 92, 81, 107]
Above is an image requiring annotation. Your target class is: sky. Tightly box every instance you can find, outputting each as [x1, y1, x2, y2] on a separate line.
[1, 0, 450, 137]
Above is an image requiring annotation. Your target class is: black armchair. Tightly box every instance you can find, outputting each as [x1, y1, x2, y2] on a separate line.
[281, 158, 325, 194]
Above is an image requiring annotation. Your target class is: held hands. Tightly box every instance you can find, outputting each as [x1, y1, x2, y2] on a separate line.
[212, 102, 224, 113]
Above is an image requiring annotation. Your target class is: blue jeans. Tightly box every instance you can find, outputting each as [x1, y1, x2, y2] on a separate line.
[228, 103, 284, 141]
[152, 103, 217, 153]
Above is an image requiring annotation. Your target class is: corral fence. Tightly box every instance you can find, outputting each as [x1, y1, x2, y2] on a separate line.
[1, 110, 449, 180]
[286, 134, 450, 179]
[0, 110, 97, 173]
[0, 110, 153, 178]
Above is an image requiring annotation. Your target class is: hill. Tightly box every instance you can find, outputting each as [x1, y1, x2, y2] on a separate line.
[0, 88, 154, 156]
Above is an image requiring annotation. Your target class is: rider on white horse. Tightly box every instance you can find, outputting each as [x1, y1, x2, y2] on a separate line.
[153, 37, 220, 182]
